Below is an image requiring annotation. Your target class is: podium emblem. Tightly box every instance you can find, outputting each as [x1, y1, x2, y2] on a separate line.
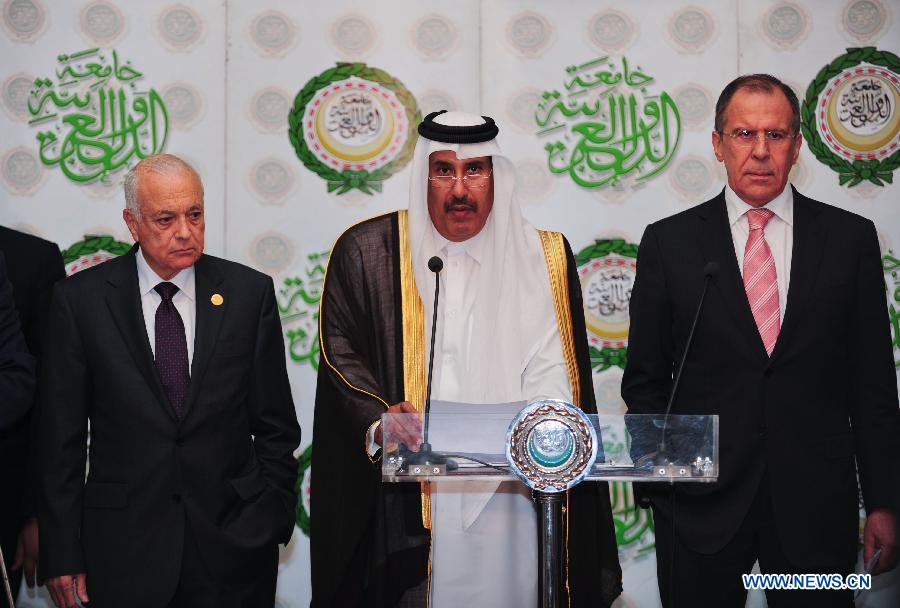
[506, 399, 598, 492]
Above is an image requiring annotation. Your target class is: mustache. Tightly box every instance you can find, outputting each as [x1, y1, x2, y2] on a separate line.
[443, 196, 476, 212]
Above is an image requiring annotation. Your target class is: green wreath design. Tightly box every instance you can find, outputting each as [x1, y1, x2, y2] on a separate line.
[574, 238, 638, 267]
[575, 238, 638, 372]
[61, 235, 132, 265]
[288, 63, 421, 195]
[294, 444, 313, 536]
[801, 47, 900, 187]
[590, 344, 628, 372]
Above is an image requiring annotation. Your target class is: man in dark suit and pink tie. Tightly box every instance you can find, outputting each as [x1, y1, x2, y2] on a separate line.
[624, 74, 899, 607]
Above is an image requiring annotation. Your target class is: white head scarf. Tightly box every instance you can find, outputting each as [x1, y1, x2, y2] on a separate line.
[407, 111, 558, 403]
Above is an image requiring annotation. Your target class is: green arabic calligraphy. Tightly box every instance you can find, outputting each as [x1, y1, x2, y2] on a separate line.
[883, 253, 900, 366]
[889, 304, 900, 366]
[604, 428, 655, 552]
[882, 253, 900, 277]
[536, 56, 680, 189]
[54, 49, 142, 86]
[609, 481, 655, 553]
[601, 429, 655, 554]
[28, 48, 167, 183]
[279, 251, 330, 370]
[563, 56, 653, 93]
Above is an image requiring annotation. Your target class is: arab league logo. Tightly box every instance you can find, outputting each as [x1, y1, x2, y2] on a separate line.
[289, 62, 420, 195]
[62, 234, 131, 276]
[294, 444, 312, 536]
[28, 48, 168, 184]
[801, 47, 899, 187]
[575, 238, 638, 372]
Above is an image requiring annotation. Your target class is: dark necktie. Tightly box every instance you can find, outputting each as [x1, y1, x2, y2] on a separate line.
[154, 281, 189, 419]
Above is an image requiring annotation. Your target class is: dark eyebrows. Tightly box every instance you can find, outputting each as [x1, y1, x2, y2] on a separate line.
[150, 205, 203, 219]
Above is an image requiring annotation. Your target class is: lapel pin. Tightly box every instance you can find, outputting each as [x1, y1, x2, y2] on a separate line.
[211, 293, 224, 306]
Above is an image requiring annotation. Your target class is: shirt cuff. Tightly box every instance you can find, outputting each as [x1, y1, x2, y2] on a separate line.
[366, 419, 381, 462]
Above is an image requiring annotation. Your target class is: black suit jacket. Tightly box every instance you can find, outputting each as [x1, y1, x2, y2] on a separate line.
[0, 226, 64, 525]
[38, 247, 301, 607]
[622, 188, 900, 568]
[0, 250, 33, 430]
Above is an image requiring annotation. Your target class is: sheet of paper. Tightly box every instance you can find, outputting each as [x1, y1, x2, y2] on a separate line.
[426, 399, 526, 455]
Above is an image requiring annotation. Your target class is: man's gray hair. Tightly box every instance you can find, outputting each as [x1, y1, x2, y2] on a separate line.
[123, 154, 202, 219]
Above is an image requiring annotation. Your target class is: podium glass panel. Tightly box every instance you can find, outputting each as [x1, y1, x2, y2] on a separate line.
[381, 412, 718, 483]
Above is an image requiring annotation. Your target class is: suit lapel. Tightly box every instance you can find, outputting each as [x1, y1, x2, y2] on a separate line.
[105, 246, 173, 419]
[184, 255, 225, 417]
[697, 192, 770, 358]
[769, 189, 824, 362]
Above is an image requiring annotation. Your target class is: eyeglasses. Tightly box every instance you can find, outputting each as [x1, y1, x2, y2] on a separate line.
[720, 129, 798, 148]
[427, 171, 493, 190]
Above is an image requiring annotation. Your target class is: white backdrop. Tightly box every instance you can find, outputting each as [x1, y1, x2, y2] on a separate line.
[1, 1, 898, 607]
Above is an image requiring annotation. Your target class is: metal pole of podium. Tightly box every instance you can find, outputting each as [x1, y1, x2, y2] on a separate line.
[534, 491, 564, 608]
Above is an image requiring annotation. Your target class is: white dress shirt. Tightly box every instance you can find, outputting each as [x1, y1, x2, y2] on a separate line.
[135, 249, 196, 369]
[725, 185, 793, 320]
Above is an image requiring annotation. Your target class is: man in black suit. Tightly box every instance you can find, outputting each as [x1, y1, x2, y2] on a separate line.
[0, 225, 65, 607]
[623, 74, 899, 606]
[39, 154, 301, 608]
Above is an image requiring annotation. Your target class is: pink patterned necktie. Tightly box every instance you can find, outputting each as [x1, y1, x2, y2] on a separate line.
[743, 208, 780, 356]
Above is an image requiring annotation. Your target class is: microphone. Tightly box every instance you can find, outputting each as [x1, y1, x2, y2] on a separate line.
[640, 261, 719, 469]
[404, 256, 457, 471]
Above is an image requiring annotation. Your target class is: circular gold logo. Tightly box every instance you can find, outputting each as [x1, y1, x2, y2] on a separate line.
[310, 79, 400, 165]
[802, 48, 899, 187]
[574, 238, 639, 373]
[581, 254, 635, 342]
[824, 70, 899, 154]
[289, 63, 419, 195]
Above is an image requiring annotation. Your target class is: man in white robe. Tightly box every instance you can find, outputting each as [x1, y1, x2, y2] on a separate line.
[311, 111, 621, 608]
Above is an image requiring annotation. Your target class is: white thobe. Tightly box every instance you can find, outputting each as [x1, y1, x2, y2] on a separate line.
[428, 228, 571, 608]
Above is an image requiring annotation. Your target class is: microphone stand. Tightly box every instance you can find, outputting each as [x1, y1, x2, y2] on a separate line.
[639, 262, 719, 468]
[405, 256, 457, 471]
[637, 261, 718, 608]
